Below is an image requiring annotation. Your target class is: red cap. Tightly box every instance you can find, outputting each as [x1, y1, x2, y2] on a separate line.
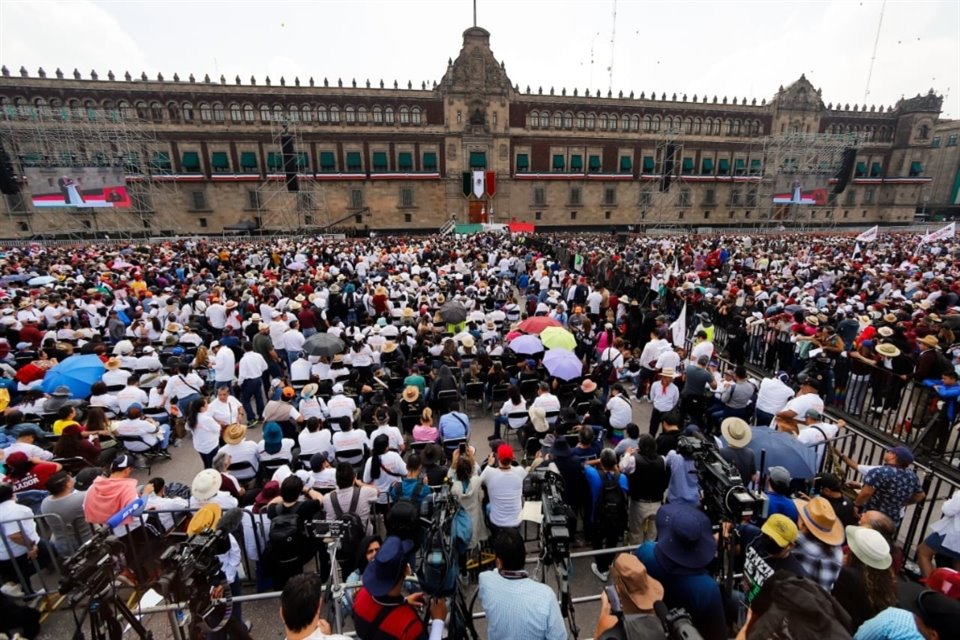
[921, 568, 960, 600]
[496, 443, 515, 463]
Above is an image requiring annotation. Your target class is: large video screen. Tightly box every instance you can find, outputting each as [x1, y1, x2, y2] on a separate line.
[25, 166, 131, 209]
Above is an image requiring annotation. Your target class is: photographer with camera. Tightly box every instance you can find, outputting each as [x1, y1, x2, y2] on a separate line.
[281, 573, 351, 639]
[478, 528, 566, 640]
[352, 536, 447, 640]
[665, 428, 702, 508]
[593, 553, 665, 640]
[587, 448, 629, 582]
[634, 504, 726, 640]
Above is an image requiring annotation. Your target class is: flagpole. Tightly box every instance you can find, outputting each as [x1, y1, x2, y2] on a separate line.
[473, 0, 477, 26]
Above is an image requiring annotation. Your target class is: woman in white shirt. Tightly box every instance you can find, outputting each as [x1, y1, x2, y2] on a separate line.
[298, 384, 328, 420]
[186, 397, 221, 469]
[208, 386, 245, 427]
[89, 381, 121, 416]
[257, 422, 295, 463]
[362, 434, 406, 507]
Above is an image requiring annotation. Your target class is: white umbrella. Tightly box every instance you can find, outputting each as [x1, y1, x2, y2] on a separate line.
[27, 275, 56, 286]
[286, 261, 306, 271]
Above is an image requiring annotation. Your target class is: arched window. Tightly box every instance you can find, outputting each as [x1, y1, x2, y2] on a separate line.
[683, 117, 693, 134]
[136, 100, 149, 121]
[330, 106, 341, 123]
[692, 117, 702, 134]
[384, 107, 394, 124]
[167, 101, 180, 122]
[651, 115, 660, 131]
[358, 106, 368, 123]
[553, 111, 562, 128]
[575, 112, 585, 128]
[373, 106, 383, 123]
[562, 112, 573, 128]
[289, 105, 300, 122]
[664, 116, 673, 130]
[199, 103, 211, 122]
[229, 103, 242, 122]
[180, 102, 192, 122]
[610, 114, 619, 131]
[629, 115, 639, 131]
[345, 106, 355, 123]
[711, 119, 721, 135]
[412, 106, 421, 124]
[732, 119, 741, 136]
[150, 101, 164, 121]
[527, 111, 538, 128]
[34, 97, 49, 118]
[212, 103, 224, 122]
[301, 105, 312, 122]
[599, 114, 608, 130]
[273, 105, 283, 121]
[917, 124, 930, 140]
[317, 106, 328, 123]
[399, 106, 409, 124]
[243, 104, 255, 122]
[536, 112, 547, 128]
[642, 115, 652, 132]
[586, 113, 595, 129]
[260, 104, 271, 122]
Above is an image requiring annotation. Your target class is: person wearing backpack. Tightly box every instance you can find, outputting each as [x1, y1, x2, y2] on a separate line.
[323, 463, 379, 578]
[586, 448, 629, 582]
[385, 453, 432, 551]
[264, 475, 322, 589]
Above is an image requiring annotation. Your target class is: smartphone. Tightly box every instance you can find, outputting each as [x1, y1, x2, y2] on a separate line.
[458, 443, 466, 455]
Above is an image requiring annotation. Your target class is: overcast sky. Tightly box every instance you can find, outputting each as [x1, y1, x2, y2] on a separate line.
[1, 0, 957, 118]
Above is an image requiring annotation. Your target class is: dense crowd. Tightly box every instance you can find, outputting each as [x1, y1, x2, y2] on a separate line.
[0, 230, 957, 639]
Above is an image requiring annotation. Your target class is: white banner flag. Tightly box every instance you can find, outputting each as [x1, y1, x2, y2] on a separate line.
[922, 222, 956, 244]
[670, 302, 687, 348]
[856, 225, 878, 243]
[472, 170, 485, 199]
[852, 242, 862, 261]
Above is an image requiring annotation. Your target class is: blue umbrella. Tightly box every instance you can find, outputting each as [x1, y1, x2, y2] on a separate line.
[41, 354, 106, 399]
[744, 426, 817, 481]
[542, 349, 583, 381]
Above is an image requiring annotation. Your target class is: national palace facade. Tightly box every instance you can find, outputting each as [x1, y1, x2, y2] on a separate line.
[0, 26, 952, 237]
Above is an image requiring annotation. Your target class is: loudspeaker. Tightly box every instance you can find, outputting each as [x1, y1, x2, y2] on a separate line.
[0, 143, 19, 195]
[280, 132, 299, 192]
[833, 147, 857, 195]
[660, 144, 676, 193]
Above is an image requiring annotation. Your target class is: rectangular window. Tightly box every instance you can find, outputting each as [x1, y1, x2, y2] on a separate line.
[319, 151, 336, 172]
[909, 161, 924, 177]
[552, 154, 565, 171]
[717, 158, 730, 175]
[240, 151, 258, 172]
[619, 156, 632, 173]
[350, 189, 363, 208]
[533, 187, 546, 206]
[304, 215, 314, 225]
[733, 158, 746, 176]
[211, 151, 230, 173]
[864, 189, 874, 204]
[297, 192, 315, 211]
[246, 190, 261, 210]
[515, 153, 529, 172]
[844, 190, 856, 205]
[404, 213, 412, 223]
[189, 190, 207, 211]
[870, 162, 882, 178]
[181, 151, 201, 173]
[746, 189, 757, 207]
[570, 154, 584, 171]
[570, 211, 577, 220]
[569, 187, 581, 206]
[730, 189, 741, 206]
[588, 155, 602, 173]
[469, 151, 486, 169]
[603, 187, 616, 205]
[932, 137, 941, 148]
[678, 189, 691, 207]
[749, 159, 762, 175]
[296, 152, 309, 171]
[372, 151, 388, 172]
[605, 211, 612, 220]
[400, 187, 414, 208]
[423, 152, 437, 172]
[150, 151, 172, 174]
[198, 217, 208, 228]
[701, 158, 714, 175]
[704, 189, 716, 206]
[535, 211, 542, 220]
[947, 134, 958, 146]
[642, 156, 655, 173]
[267, 152, 283, 172]
[398, 152, 413, 171]
[855, 161, 867, 178]
[704, 211, 711, 219]
[346, 151, 362, 172]
[681, 157, 695, 175]
[640, 190, 652, 206]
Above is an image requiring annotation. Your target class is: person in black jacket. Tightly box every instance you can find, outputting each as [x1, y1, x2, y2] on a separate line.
[619, 434, 668, 543]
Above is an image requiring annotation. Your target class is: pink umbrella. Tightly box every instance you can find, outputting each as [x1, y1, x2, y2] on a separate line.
[517, 316, 562, 334]
[505, 330, 524, 342]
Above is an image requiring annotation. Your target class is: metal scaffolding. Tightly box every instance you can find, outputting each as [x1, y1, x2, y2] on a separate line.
[252, 118, 322, 232]
[752, 131, 860, 231]
[637, 127, 688, 233]
[0, 104, 184, 239]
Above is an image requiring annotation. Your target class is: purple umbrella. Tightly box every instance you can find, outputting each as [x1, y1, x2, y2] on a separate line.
[509, 334, 544, 355]
[542, 349, 583, 381]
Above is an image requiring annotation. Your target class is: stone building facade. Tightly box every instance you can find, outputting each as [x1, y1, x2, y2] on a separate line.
[0, 26, 947, 236]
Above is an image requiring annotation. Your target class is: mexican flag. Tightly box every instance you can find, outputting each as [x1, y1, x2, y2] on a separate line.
[462, 171, 496, 198]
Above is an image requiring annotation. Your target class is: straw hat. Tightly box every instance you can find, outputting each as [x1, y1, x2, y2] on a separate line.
[720, 417, 752, 449]
[882, 313, 897, 324]
[301, 383, 318, 398]
[402, 385, 420, 403]
[187, 503, 222, 535]
[581, 378, 597, 393]
[920, 335, 940, 348]
[225, 300, 238, 310]
[461, 335, 475, 349]
[382, 341, 398, 354]
[805, 316, 820, 327]
[660, 367, 677, 379]
[875, 343, 901, 358]
[223, 423, 247, 445]
[165, 322, 182, 333]
[877, 326, 894, 337]
[794, 497, 845, 546]
[845, 525, 892, 570]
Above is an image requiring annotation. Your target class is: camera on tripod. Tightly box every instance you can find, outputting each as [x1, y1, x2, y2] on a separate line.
[305, 519, 345, 539]
[523, 467, 571, 561]
[676, 435, 766, 522]
[59, 527, 126, 599]
[158, 530, 230, 621]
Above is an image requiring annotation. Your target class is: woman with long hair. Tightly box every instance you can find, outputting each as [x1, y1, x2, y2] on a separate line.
[186, 397, 220, 469]
[362, 434, 406, 511]
[831, 526, 897, 629]
[53, 424, 101, 466]
[449, 450, 488, 550]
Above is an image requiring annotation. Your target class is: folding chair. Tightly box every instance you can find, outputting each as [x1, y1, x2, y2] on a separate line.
[227, 460, 258, 484]
[258, 458, 290, 483]
[115, 434, 170, 474]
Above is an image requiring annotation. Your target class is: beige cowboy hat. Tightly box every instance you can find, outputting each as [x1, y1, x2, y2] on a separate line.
[223, 423, 247, 445]
[461, 335, 475, 349]
[382, 341, 398, 354]
[104, 357, 123, 370]
[875, 343, 901, 358]
[805, 316, 820, 327]
[660, 367, 677, 379]
[919, 335, 940, 348]
[720, 417, 752, 449]
[224, 300, 238, 310]
[877, 326, 894, 337]
[402, 385, 420, 403]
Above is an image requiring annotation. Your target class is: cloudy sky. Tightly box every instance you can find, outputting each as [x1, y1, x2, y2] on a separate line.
[1, 0, 957, 117]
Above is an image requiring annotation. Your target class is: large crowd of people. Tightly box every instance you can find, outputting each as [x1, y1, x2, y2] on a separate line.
[0, 229, 958, 639]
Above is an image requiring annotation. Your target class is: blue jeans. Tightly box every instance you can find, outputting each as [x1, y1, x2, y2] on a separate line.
[241, 379, 265, 421]
[177, 393, 202, 420]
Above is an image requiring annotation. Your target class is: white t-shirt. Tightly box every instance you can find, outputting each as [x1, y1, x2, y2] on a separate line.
[191, 413, 222, 454]
[213, 348, 236, 383]
[606, 394, 633, 429]
[209, 396, 243, 426]
[218, 441, 260, 479]
[370, 425, 404, 452]
[655, 349, 681, 371]
[332, 430, 370, 456]
[116, 387, 149, 413]
[363, 452, 407, 503]
[480, 464, 527, 527]
[756, 378, 796, 415]
[298, 397, 328, 420]
[779, 393, 825, 425]
[3, 441, 53, 461]
[238, 352, 268, 383]
[299, 429, 334, 457]
[258, 438, 295, 462]
[690, 340, 715, 364]
[797, 421, 840, 467]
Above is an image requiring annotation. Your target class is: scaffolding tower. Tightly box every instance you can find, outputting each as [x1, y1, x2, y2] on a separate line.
[752, 131, 860, 231]
[637, 127, 688, 233]
[251, 118, 322, 232]
[0, 105, 183, 239]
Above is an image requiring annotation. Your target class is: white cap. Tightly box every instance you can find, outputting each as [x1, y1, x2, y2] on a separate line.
[332, 383, 344, 394]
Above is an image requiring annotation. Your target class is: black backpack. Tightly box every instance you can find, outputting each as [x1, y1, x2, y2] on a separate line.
[598, 471, 627, 528]
[329, 487, 366, 561]
[267, 503, 305, 566]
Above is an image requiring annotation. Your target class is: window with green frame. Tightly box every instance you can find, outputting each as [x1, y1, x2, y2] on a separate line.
[346, 151, 363, 172]
[681, 158, 695, 174]
[909, 161, 923, 177]
[589, 155, 602, 173]
[239, 151, 258, 172]
[211, 151, 230, 172]
[855, 161, 867, 177]
[515, 153, 529, 172]
[318, 151, 336, 172]
[619, 156, 632, 173]
[267, 152, 283, 172]
[552, 154, 565, 171]
[734, 158, 745, 175]
[150, 151, 172, 173]
[702, 158, 714, 175]
[870, 162, 882, 178]
[398, 152, 413, 171]
[469, 151, 486, 168]
[372, 151, 388, 172]
[642, 156, 655, 172]
[717, 158, 730, 175]
[749, 159, 762, 175]
[570, 155, 583, 171]
[423, 152, 437, 172]
[181, 151, 201, 173]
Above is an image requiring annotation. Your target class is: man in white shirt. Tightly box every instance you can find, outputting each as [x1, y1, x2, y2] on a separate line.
[586, 288, 603, 318]
[755, 371, 796, 426]
[689, 330, 714, 365]
[775, 376, 824, 433]
[237, 343, 268, 423]
[654, 346, 681, 372]
[606, 383, 633, 433]
[282, 319, 306, 368]
[135, 346, 162, 373]
[211, 341, 236, 390]
[205, 300, 227, 336]
[531, 382, 561, 415]
[113, 404, 170, 452]
[796, 410, 842, 469]
[327, 384, 358, 427]
[3, 425, 54, 461]
[208, 386, 245, 427]
[289, 355, 311, 383]
[322, 463, 379, 535]
[648, 367, 680, 437]
[115, 376, 149, 413]
[101, 358, 131, 388]
[480, 444, 527, 531]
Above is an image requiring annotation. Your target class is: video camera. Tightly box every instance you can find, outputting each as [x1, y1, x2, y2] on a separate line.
[523, 467, 571, 562]
[59, 526, 127, 600]
[305, 518, 346, 540]
[676, 435, 766, 522]
[158, 529, 231, 623]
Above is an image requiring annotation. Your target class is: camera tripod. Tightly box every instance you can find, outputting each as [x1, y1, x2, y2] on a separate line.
[69, 573, 153, 640]
[320, 536, 346, 634]
[536, 547, 578, 639]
